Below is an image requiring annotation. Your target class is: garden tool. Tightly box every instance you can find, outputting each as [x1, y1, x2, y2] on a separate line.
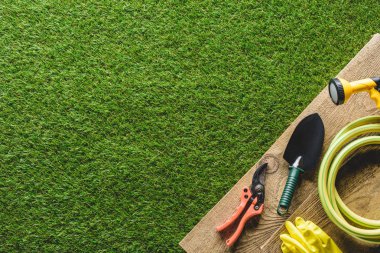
[323, 77, 380, 243]
[328, 77, 380, 108]
[280, 217, 342, 253]
[319, 116, 380, 244]
[216, 163, 267, 247]
[277, 113, 325, 216]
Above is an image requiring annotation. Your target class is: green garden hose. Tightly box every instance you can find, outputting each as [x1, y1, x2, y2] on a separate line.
[318, 115, 380, 244]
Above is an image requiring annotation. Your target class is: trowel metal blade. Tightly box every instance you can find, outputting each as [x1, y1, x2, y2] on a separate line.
[283, 113, 325, 171]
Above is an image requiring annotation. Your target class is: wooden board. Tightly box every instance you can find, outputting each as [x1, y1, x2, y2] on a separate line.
[180, 34, 380, 253]
[262, 150, 380, 253]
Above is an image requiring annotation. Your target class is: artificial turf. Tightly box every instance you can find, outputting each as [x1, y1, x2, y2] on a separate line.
[0, 0, 380, 252]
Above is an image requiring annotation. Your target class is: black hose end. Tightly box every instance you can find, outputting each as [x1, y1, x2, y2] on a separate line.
[371, 77, 380, 91]
[328, 78, 345, 105]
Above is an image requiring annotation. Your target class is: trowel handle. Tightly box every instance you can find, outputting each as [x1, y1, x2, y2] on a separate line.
[277, 166, 304, 216]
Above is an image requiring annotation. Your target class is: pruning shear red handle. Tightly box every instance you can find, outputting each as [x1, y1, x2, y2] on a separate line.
[216, 163, 267, 247]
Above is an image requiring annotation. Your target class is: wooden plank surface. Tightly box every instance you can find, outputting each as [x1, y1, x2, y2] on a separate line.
[262, 150, 380, 253]
[180, 34, 380, 253]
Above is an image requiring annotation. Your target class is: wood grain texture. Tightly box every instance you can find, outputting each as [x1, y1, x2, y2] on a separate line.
[262, 150, 380, 253]
[180, 34, 380, 253]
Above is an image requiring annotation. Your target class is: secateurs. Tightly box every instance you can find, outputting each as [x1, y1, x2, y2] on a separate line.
[216, 163, 267, 247]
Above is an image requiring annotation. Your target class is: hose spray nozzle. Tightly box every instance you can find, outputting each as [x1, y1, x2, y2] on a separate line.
[328, 77, 380, 108]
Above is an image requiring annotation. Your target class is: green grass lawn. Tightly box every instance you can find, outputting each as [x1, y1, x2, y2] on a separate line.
[1, 0, 380, 252]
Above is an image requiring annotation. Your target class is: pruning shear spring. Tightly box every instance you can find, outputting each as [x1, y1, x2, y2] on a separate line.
[216, 163, 267, 247]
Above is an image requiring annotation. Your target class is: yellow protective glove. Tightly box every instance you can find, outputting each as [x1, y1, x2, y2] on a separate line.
[280, 217, 342, 253]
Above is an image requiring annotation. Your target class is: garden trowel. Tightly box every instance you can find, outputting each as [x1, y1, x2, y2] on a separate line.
[277, 113, 324, 216]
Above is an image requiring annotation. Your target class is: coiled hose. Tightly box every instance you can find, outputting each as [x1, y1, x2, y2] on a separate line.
[318, 115, 380, 244]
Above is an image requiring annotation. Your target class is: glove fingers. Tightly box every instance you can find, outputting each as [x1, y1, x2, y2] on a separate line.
[285, 220, 312, 252]
[280, 234, 309, 253]
[294, 217, 343, 253]
[295, 218, 324, 251]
